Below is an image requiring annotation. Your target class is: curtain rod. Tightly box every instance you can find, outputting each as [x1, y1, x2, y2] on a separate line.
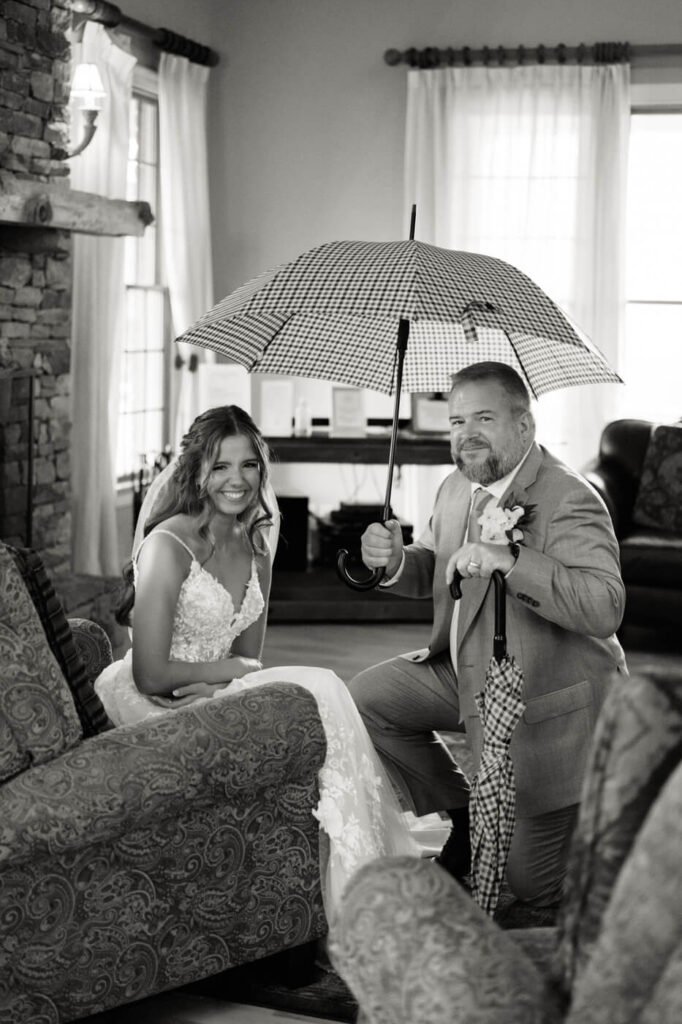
[72, 1, 219, 67]
[384, 42, 682, 69]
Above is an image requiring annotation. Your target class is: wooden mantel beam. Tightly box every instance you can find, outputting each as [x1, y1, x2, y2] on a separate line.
[0, 172, 153, 237]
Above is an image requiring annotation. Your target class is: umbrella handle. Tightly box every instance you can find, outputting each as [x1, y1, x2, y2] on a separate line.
[335, 550, 385, 591]
[449, 569, 507, 659]
[336, 317, 410, 594]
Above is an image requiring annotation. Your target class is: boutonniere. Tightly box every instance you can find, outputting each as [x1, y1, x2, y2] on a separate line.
[479, 495, 536, 545]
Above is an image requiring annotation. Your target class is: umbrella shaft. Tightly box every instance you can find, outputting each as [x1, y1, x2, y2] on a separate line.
[382, 318, 410, 519]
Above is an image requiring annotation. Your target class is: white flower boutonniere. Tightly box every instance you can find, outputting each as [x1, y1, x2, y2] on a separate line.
[479, 496, 536, 545]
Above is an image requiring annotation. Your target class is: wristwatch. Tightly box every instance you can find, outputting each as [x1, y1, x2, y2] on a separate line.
[508, 541, 521, 564]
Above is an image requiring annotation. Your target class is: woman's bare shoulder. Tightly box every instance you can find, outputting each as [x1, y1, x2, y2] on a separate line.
[145, 515, 212, 562]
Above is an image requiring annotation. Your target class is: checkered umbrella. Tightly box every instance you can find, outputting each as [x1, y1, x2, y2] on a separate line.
[176, 239, 621, 399]
[177, 235, 620, 589]
[468, 571, 525, 916]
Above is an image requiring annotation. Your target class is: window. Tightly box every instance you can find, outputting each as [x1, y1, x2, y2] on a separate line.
[117, 70, 171, 481]
[624, 104, 682, 423]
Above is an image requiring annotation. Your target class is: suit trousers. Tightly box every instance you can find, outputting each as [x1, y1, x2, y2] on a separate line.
[349, 651, 578, 906]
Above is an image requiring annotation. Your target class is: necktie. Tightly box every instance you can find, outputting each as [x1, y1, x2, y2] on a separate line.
[467, 489, 494, 543]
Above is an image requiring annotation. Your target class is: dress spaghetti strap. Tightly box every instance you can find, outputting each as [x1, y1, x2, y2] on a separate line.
[133, 529, 197, 585]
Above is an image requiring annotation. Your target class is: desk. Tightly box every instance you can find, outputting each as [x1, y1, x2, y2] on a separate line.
[265, 432, 449, 622]
[265, 432, 451, 465]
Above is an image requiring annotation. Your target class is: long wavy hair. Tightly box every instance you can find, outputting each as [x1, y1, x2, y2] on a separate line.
[115, 405, 273, 626]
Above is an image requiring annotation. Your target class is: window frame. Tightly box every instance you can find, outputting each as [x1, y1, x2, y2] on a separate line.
[622, 80, 682, 424]
[117, 66, 172, 488]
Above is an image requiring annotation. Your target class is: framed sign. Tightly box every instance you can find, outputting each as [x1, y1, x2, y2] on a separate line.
[260, 380, 294, 436]
[411, 393, 450, 435]
[331, 387, 366, 436]
[198, 361, 251, 413]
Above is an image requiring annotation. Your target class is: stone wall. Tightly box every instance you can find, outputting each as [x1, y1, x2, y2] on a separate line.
[0, 0, 72, 573]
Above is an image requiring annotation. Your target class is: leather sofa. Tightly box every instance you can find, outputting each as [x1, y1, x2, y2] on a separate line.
[329, 664, 682, 1024]
[0, 542, 327, 1024]
[581, 418, 682, 631]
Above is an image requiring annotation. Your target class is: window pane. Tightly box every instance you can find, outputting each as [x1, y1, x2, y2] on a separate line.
[138, 99, 158, 165]
[627, 114, 682, 301]
[622, 302, 682, 423]
[624, 111, 682, 425]
[117, 285, 168, 477]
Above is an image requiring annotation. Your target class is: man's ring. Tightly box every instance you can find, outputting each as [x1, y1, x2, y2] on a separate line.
[468, 560, 481, 571]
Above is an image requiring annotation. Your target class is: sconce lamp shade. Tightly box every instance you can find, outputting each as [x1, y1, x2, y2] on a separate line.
[70, 62, 106, 111]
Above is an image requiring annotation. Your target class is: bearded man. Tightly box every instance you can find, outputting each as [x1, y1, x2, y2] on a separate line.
[348, 361, 627, 907]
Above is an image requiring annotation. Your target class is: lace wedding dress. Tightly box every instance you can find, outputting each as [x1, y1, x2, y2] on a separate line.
[94, 529, 419, 916]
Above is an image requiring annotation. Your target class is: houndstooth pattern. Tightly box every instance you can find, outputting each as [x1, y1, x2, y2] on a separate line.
[177, 240, 621, 397]
[470, 654, 526, 916]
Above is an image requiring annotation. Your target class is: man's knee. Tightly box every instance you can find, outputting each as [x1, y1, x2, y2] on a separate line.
[505, 804, 577, 907]
[505, 859, 564, 907]
[348, 663, 387, 720]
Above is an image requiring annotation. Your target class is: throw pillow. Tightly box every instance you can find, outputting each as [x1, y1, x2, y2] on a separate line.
[632, 423, 682, 533]
[568, 759, 682, 1023]
[7, 545, 111, 736]
[555, 667, 682, 998]
[0, 546, 82, 766]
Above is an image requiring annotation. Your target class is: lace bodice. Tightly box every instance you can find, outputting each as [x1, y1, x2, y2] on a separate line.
[134, 529, 264, 662]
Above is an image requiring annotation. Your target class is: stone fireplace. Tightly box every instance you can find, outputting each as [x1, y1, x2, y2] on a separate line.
[1, 0, 73, 573]
[1, 2, 150, 586]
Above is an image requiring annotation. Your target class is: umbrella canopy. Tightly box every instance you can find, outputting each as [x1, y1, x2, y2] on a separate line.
[466, 571, 525, 916]
[176, 239, 621, 399]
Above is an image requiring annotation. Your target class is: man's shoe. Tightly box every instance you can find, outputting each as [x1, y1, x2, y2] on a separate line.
[434, 825, 471, 881]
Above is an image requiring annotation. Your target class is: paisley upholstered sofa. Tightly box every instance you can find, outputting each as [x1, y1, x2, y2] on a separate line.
[0, 542, 327, 1024]
[329, 666, 682, 1024]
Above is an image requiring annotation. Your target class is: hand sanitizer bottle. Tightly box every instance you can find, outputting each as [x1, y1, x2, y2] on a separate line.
[294, 398, 313, 437]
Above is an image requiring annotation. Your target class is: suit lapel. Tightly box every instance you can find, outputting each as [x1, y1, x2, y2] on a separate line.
[499, 442, 542, 510]
[445, 473, 471, 554]
[430, 472, 470, 652]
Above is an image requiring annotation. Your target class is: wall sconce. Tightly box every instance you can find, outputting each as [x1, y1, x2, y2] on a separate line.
[65, 62, 106, 159]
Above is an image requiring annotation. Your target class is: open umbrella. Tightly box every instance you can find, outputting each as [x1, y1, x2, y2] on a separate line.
[467, 570, 525, 916]
[176, 217, 620, 589]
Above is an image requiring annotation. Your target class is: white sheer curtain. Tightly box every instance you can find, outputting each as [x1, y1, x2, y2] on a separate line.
[70, 23, 136, 574]
[158, 54, 214, 448]
[405, 63, 630, 472]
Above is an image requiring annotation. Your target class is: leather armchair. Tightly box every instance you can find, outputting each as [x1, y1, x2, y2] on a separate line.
[581, 418, 682, 630]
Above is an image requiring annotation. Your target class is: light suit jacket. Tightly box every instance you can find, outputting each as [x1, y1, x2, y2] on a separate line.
[389, 442, 627, 817]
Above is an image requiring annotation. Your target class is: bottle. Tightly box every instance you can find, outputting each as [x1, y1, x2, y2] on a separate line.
[294, 398, 313, 437]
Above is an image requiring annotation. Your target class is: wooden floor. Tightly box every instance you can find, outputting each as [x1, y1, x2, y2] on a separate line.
[263, 618, 431, 680]
[77, 621, 679, 1024]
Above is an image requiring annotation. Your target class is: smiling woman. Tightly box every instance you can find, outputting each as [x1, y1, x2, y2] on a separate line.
[91, 401, 419, 920]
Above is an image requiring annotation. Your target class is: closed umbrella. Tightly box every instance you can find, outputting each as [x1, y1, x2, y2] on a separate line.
[465, 570, 525, 916]
[177, 225, 620, 588]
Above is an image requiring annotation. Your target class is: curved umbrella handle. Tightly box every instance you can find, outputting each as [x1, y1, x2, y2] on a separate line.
[336, 549, 385, 591]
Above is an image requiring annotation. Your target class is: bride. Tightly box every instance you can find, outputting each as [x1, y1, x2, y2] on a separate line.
[94, 404, 418, 916]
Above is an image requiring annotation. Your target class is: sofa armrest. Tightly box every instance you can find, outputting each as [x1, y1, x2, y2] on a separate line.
[68, 617, 113, 688]
[0, 682, 326, 869]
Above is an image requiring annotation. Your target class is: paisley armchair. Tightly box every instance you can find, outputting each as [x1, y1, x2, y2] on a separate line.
[0, 542, 327, 1023]
[329, 667, 682, 1024]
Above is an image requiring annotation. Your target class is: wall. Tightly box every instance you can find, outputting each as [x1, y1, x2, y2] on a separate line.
[0, 0, 72, 572]
[118, 0, 682, 530]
